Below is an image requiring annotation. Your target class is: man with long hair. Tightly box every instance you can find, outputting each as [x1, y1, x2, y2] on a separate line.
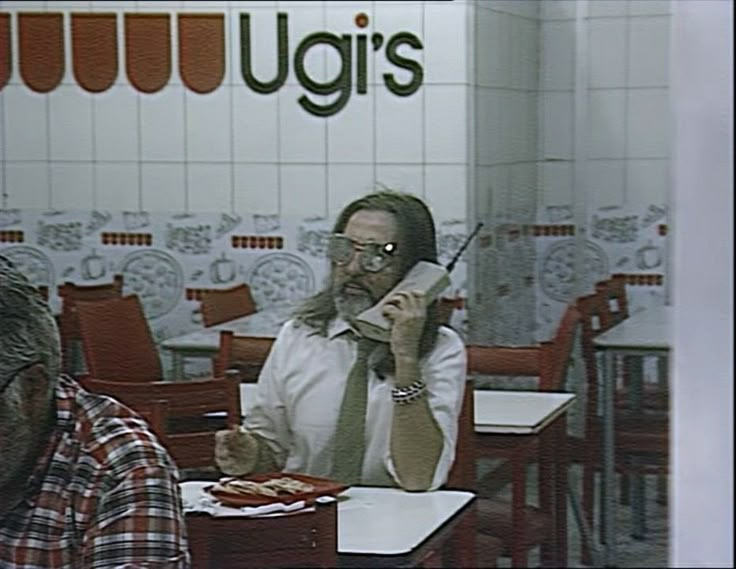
[215, 190, 466, 491]
[0, 256, 189, 567]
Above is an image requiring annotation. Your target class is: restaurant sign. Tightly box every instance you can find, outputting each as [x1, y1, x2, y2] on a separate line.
[0, 11, 424, 117]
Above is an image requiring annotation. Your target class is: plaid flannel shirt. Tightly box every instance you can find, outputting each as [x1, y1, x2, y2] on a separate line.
[0, 376, 190, 568]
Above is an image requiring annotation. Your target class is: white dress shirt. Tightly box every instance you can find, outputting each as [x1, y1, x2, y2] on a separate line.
[242, 317, 467, 490]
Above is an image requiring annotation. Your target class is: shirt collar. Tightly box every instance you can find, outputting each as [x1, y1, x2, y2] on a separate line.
[327, 316, 358, 340]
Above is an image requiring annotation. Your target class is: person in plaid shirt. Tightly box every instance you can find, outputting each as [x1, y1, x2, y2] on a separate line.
[0, 256, 190, 568]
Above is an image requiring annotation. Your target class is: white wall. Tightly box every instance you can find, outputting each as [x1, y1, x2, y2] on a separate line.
[670, 1, 733, 566]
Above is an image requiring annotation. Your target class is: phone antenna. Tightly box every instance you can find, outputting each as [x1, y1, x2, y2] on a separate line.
[445, 222, 484, 274]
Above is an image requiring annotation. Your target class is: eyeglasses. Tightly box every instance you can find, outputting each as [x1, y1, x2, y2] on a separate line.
[327, 234, 398, 273]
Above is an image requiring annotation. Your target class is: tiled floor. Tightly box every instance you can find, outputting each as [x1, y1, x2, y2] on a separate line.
[483, 463, 669, 568]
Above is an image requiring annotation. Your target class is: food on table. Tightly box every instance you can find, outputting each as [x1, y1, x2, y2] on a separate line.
[211, 476, 316, 498]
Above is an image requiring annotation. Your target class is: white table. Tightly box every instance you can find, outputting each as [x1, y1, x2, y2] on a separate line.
[474, 389, 575, 568]
[161, 304, 295, 378]
[181, 482, 475, 567]
[593, 305, 672, 566]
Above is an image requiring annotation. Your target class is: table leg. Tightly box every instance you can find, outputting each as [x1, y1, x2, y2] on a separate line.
[511, 446, 528, 568]
[539, 427, 554, 567]
[602, 350, 617, 565]
[555, 416, 569, 568]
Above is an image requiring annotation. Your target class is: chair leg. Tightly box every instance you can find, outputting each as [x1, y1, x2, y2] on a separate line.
[630, 459, 647, 540]
[581, 449, 596, 565]
[656, 474, 668, 506]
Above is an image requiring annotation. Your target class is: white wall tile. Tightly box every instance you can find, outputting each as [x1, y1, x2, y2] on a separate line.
[49, 86, 93, 161]
[542, 91, 573, 160]
[627, 158, 669, 207]
[185, 89, 231, 162]
[5, 162, 50, 209]
[187, 163, 232, 212]
[539, 0, 576, 21]
[540, 161, 573, 206]
[628, 0, 671, 16]
[181, 1, 229, 8]
[511, 91, 537, 162]
[628, 16, 670, 87]
[50, 163, 94, 210]
[278, 85, 327, 162]
[586, 160, 625, 209]
[93, 85, 139, 162]
[375, 85, 423, 164]
[233, 163, 279, 214]
[232, 89, 278, 162]
[475, 87, 504, 166]
[140, 88, 185, 161]
[475, 8, 509, 88]
[587, 89, 626, 159]
[326, 92, 374, 164]
[589, 0, 628, 18]
[589, 18, 627, 88]
[493, 0, 538, 19]
[424, 2, 468, 84]
[141, 162, 186, 212]
[509, 16, 538, 91]
[424, 85, 468, 164]
[374, 164, 423, 197]
[509, 162, 537, 218]
[540, 20, 575, 90]
[3, 87, 48, 161]
[425, 164, 467, 220]
[94, 163, 141, 210]
[280, 164, 326, 217]
[327, 163, 375, 217]
[373, 3, 423, 88]
[627, 88, 669, 158]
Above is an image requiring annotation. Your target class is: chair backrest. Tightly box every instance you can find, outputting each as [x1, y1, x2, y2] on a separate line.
[214, 330, 275, 382]
[466, 303, 579, 392]
[57, 276, 124, 374]
[445, 378, 476, 491]
[595, 273, 630, 328]
[79, 375, 241, 470]
[200, 283, 257, 328]
[75, 294, 163, 382]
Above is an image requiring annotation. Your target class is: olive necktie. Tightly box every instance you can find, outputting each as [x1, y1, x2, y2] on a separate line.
[331, 336, 376, 485]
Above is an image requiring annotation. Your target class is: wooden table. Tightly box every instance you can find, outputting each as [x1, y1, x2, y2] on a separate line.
[593, 305, 672, 566]
[181, 483, 476, 568]
[161, 304, 294, 378]
[474, 390, 575, 568]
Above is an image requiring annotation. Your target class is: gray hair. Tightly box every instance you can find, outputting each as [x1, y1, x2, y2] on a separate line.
[0, 256, 60, 394]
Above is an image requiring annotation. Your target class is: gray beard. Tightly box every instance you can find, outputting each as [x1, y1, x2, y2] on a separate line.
[334, 292, 375, 321]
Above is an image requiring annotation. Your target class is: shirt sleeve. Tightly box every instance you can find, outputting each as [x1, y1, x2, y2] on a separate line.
[81, 465, 190, 568]
[385, 326, 468, 491]
[240, 320, 297, 468]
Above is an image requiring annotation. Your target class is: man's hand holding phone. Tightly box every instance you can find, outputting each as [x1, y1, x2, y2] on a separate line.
[381, 289, 427, 361]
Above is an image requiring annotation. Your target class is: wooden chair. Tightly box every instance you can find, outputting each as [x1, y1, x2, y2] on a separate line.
[576, 291, 668, 550]
[200, 283, 257, 327]
[467, 303, 580, 568]
[443, 379, 503, 569]
[57, 275, 124, 376]
[79, 375, 241, 471]
[75, 294, 164, 383]
[214, 330, 275, 383]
